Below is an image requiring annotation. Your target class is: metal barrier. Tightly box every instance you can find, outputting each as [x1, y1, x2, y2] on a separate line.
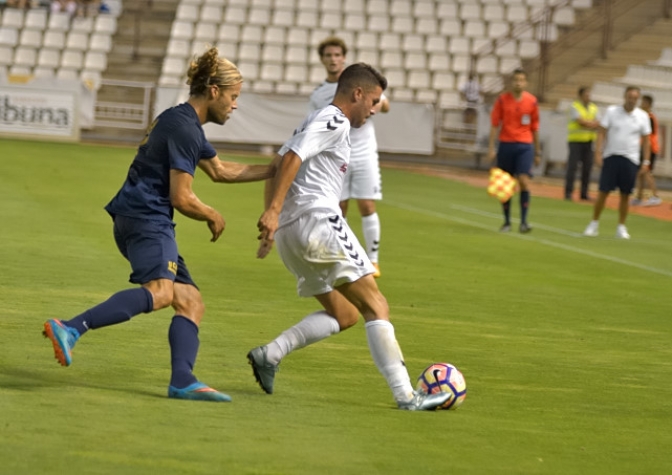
[94, 79, 154, 130]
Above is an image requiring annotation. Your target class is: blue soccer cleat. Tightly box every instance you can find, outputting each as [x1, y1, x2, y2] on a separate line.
[43, 319, 80, 367]
[168, 382, 232, 402]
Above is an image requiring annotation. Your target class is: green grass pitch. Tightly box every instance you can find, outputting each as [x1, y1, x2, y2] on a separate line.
[1, 138, 671, 474]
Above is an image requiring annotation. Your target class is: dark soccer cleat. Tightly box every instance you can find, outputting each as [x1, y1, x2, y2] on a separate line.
[168, 382, 232, 402]
[43, 319, 80, 366]
[247, 346, 279, 394]
[519, 223, 532, 234]
[397, 391, 454, 411]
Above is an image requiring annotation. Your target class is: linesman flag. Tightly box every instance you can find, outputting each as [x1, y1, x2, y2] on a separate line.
[487, 168, 516, 203]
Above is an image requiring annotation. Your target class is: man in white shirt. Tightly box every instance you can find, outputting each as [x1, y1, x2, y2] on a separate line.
[309, 37, 389, 278]
[248, 63, 450, 411]
[584, 86, 651, 239]
[459, 73, 482, 125]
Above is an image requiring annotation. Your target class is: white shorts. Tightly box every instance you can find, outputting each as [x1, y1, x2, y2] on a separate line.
[340, 157, 382, 201]
[275, 213, 376, 297]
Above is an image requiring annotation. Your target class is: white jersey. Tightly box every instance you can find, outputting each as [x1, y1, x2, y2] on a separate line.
[277, 104, 351, 227]
[309, 80, 381, 164]
[601, 105, 651, 164]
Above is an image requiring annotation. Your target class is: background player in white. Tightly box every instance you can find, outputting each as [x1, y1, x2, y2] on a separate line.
[309, 36, 390, 278]
[248, 63, 450, 411]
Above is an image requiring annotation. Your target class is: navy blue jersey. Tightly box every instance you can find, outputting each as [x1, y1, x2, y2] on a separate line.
[105, 103, 217, 224]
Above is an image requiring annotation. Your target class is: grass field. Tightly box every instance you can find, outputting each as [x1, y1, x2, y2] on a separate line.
[1, 138, 671, 475]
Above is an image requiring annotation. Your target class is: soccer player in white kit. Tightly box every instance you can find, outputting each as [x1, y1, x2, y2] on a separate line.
[308, 37, 389, 278]
[248, 63, 451, 411]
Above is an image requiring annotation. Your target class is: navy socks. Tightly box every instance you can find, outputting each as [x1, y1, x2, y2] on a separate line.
[64, 287, 153, 335]
[168, 315, 200, 389]
[502, 199, 511, 225]
[521, 191, 530, 224]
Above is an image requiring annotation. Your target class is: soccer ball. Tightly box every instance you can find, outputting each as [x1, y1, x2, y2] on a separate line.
[416, 363, 467, 410]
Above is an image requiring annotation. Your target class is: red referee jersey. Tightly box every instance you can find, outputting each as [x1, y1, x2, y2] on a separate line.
[491, 91, 539, 143]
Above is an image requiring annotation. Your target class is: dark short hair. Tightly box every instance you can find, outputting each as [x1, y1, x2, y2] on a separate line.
[336, 63, 387, 95]
[642, 94, 654, 105]
[578, 86, 589, 96]
[625, 86, 641, 95]
[512, 68, 527, 78]
[317, 36, 348, 58]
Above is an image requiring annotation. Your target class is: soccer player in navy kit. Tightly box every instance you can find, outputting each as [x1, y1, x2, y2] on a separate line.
[43, 47, 275, 402]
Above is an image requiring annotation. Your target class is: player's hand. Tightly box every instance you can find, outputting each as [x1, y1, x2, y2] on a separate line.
[487, 149, 496, 164]
[257, 238, 274, 259]
[534, 152, 542, 166]
[594, 153, 603, 168]
[257, 209, 279, 255]
[207, 213, 226, 242]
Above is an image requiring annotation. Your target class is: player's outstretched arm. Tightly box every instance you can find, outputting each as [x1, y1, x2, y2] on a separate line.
[198, 156, 276, 183]
[257, 151, 302, 258]
[170, 169, 225, 242]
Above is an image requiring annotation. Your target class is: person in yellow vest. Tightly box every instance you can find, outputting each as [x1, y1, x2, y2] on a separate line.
[564, 87, 600, 201]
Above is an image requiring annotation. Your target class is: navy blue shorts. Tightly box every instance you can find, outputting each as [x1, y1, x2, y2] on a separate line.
[112, 215, 197, 287]
[497, 142, 534, 177]
[599, 155, 639, 194]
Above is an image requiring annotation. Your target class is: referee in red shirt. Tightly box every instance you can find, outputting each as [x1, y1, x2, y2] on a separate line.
[488, 69, 542, 233]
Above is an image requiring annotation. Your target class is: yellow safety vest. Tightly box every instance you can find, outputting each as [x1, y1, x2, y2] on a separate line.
[567, 101, 598, 142]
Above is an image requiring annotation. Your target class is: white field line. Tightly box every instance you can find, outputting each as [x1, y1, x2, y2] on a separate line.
[386, 201, 672, 278]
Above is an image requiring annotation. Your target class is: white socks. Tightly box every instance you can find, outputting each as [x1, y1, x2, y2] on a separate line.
[365, 320, 414, 404]
[361, 213, 380, 263]
[265, 311, 340, 365]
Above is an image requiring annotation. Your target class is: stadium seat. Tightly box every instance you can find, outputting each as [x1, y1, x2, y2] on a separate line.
[379, 33, 401, 51]
[1, 8, 23, 28]
[216, 41, 238, 61]
[426, 36, 447, 54]
[217, 24, 240, 43]
[402, 34, 424, 53]
[61, 50, 84, 70]
[239, 44, 261, 61]
[383, 69, 406, 89]
[344, 13, 366, 30]
[72, 17, 94, 34]
[89, 33, 112, 53]
[48, 12, 70, 32]
[264, 26, 286, 45]
[461, 4, 481, 20]
[428, 53, 450, 72]
[66, 32, 89, 51]
[57, 68, 80, 80]
[535, 23, 558, 42]
[260, 63, 283, 82]
[507, 5, 528, 23]
[252, 0, 273, 6]
[13, 47, 37, 67]
[432, 71, 455, 91]
[343, 0, 364, 14]
[477, 55, 498, 74]
[380, 51, 402, 69]
[391, 17, 413, 34]
[309, 64, 324, 83]
[484, 5, 504, 22]
[38, 48, 61, 69]
[286, 28, 309, 46]
[276, 82, 297, 94]
[238, 60, 259, 80]
[488, 21, 510, 39]
[471, 38, 491, 54]
[367, 0, 388, 15]
[272, 9, 294, 27]
[84, 51, 107, 72]
[275, 0, 294, 8]
[309, 29, 331, 49]
[413, 1, 435, 18]
[0, 27, 19, 47]
[299, 83, 316, 95]
[251, 80, 274, 94]
[10, 65, 32, 76]
[167, 39, 190, 58]
[19, 29, 42, 48]
[158, 74, 184, 86]
[224, 6, 248, 24]
[356, 31, 378, 50]
[171, 21, 194, 41]
[285, 45, 308, 64]
[33, 66, 55, 78]
[553, 7, 575, 26]
[464, 21, 486, 38]
[518, 39, 540, 58]
[284, 64, 307, 82]
[452, 55, 470, 74]
[499, 56, 522, 74]
[415, 18, 437, 35]
[449, 37, 470, 55]
[262, 44, 284, 63]
[241, 25, 263, 44]
[356, 49, 379, 65]
[390, 0, 411, 17]
[436, 3, 457, 19]
[333, 30, 354, 47]
[24, 9, 47, 31]
[415, 89, 437, 103]
[43, 31, 65, 50]
[248, 8, 271, 26]
[176, 4, 200, 22]
[405, 52, 427, 69]
[0, 46, 12, 66]
[194, 22, 217, 43]
[440, 19, 462, 36]
[496, 41, 517, 57]
[297, 11, 319, 28]
[199, 5, 222, 23]
[392, 88, 414, 102]
[94, 16, 117, 35]
[297, 0, 319, 10]
[439, 90, 461, 108]
[320, 12, 342, 29]
[407, 70, 430, 89]
[368, 15, 389, 33]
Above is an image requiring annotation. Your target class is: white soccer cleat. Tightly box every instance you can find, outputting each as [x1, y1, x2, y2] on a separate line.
[615, 225, 630, 239]
[583, 221, 599, 237]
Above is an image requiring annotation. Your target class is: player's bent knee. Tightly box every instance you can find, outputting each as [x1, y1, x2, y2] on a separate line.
[144, 280, 174, 310]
